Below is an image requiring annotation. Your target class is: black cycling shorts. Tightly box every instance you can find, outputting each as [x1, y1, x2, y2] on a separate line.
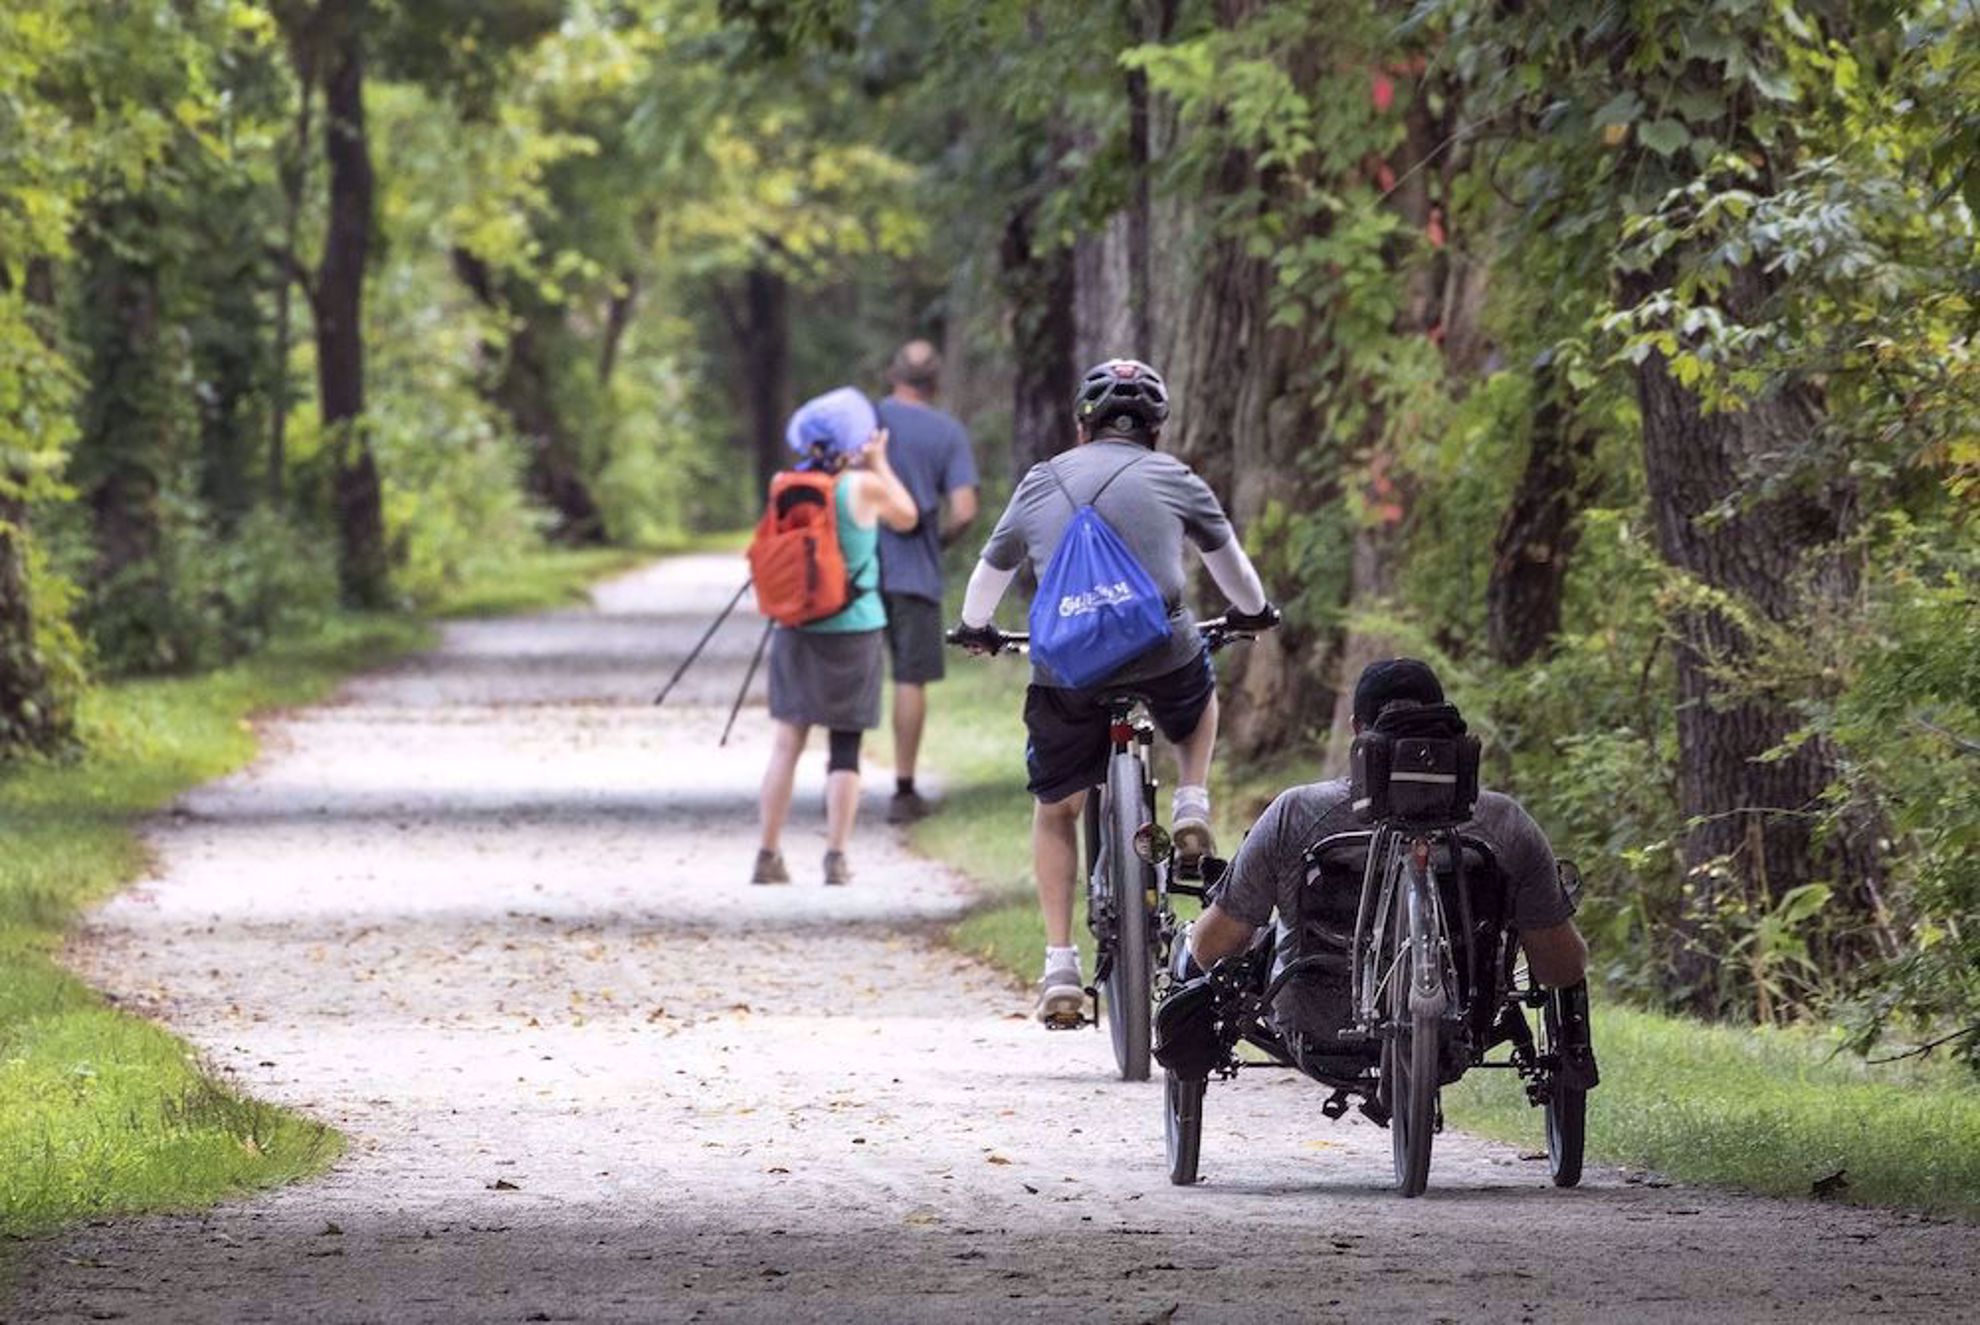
[1023, 651, 1216, 804]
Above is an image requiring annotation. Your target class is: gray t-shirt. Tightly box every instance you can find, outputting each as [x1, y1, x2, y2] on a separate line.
[1211, 779, 1576, 1048]
[875, 397, 976, 601]
[1212, 778, 1575, 934]
[981, 439, 1236, 688]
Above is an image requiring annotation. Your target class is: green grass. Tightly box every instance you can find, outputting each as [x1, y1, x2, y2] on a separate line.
[914, 650, 1980, 1217]
[0, 545, 654, 1239]
[1446, 1006, 1980, 1216]
[429, 546, 648, 619]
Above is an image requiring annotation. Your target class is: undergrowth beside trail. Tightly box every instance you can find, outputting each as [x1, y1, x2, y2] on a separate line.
[915, 650, 1980, 1218]
[0, 546, 647, 1239]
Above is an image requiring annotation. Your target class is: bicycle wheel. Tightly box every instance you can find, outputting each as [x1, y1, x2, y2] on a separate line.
[1164, 1070, 1204, 1185]
[1384, 865, 1441, 1197]
[1101, 750, 1154, 1081]
[1541, 992, 1587, 1188]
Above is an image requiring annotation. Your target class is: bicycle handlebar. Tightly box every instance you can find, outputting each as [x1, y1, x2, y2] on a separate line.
[946, 615, 1273, 659]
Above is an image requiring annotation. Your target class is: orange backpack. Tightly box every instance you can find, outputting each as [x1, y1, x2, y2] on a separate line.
[747, 471, 865, 627]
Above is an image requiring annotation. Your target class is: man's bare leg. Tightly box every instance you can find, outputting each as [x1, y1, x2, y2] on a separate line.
[1034, 790, 1087, 1024]
[1171, 694, 1220, 862]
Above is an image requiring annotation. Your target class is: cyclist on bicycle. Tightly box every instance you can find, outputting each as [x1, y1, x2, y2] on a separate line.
[952, 358, 1278, 1025]
[1161, 658, 1598, 1086]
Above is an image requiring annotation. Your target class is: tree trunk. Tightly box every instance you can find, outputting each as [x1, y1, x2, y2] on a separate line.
[270, 67, 314, 508]
[597, 271, 639, 386]
[0, 261, 73, 757]
[1158, 147, 1345, 757]
[74, 206, 169, 591]
[0, 488, 66, 757]
[1631, 265, 1885, 1012]
[736, 265, 792, 496]
[317, 12, 388, 608]
[453, 249, 608, 544]
[999, 204, 1078, 479]
[1320, 68, 1461, 772]
[1485, 365, 1594, 667]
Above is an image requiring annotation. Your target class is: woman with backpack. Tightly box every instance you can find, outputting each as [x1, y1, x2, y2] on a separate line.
[752, 387, 918, 886]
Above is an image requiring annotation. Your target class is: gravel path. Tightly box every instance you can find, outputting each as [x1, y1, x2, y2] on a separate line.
[7, 554, 1975, 1323]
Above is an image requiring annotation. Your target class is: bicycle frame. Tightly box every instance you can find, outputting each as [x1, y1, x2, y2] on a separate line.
[1346, 826, 1459, 1040]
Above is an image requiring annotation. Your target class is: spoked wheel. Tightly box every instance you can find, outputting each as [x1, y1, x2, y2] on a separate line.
[1384, 869, 1442, 1197]
[1100, 753, 1154, 1081]
[1540, 992, 1587, 1188]
[1164, 1070, 1205, 1185]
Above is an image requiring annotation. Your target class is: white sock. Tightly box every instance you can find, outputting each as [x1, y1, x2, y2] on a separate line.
[1172, 784, 1210, 822]
[1044, 945, 1080, 977]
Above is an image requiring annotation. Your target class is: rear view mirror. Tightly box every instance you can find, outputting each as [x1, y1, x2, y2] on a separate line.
[1557, 859, 1585, 909]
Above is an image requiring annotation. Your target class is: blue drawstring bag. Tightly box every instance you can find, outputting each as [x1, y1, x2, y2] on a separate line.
[1029, 456, 1171, 690]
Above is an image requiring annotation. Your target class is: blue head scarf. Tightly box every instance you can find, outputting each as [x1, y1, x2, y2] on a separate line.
[786, 387, 877, 471]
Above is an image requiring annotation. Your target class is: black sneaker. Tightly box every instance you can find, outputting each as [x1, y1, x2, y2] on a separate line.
[887, 789, 931, 825]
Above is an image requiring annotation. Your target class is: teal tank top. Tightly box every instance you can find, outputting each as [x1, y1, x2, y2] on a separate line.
[805, 476, 885, 633]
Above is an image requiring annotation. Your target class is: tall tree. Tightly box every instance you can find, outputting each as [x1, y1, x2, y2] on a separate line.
[1484, 364, 1596, 668]
[1448, 0, 1897, 1010]
[315, 5, 387, 606]
[274, 0, 388, 606]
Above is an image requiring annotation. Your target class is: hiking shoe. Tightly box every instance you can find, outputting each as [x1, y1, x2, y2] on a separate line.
[823, 850, 852, 887]
[1036, 962, 1086, 1028]
[1171, 788, 1216, 866]
[751, 849, 790, 885]
[887, 788, 931, 825]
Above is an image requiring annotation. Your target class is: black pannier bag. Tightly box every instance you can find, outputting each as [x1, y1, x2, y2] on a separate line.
[1348, 702, 1481, 823]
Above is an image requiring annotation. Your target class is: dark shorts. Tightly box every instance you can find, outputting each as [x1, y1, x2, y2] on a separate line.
[1024, 651, 1216, 804]
[884, 592, 946, 685]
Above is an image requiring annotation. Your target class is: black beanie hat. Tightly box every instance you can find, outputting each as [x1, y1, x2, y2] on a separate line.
[1352, 658, 1445, 727]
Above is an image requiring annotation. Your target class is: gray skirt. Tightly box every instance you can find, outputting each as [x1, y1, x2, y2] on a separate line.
[767, 627, 884, 731]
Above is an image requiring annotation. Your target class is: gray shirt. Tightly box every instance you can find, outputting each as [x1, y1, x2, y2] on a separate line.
[1212, 779, 1576, 1046]
[1212, 779, 1576, 934]
[981, 439, 1236, 688]
[875, 398, 976, 601]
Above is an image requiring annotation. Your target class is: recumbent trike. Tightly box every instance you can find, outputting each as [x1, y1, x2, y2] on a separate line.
[1159, 712, 1598, 1197]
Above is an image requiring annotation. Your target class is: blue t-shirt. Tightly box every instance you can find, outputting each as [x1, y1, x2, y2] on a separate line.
[875, 397, 977, 601]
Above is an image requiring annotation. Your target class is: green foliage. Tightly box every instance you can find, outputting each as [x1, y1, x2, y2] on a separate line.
[76, 495, 338, 675]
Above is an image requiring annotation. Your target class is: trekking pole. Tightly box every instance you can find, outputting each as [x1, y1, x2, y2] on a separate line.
[720, 620, 775, 747]
[653, 578, 753, 707]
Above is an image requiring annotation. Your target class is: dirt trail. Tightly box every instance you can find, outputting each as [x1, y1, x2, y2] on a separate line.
[8, 554, 1975, 1323]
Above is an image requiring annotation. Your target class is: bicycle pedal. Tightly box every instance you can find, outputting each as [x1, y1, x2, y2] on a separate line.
[1321, 1088, 1352, 1121]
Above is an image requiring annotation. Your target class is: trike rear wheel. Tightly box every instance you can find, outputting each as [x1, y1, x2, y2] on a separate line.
[1385, 875, 1441, 1197]
[1541, 992, 1587, 1187]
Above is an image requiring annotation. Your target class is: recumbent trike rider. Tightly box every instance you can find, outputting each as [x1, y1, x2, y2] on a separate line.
[1153, 665, 1600, 1197]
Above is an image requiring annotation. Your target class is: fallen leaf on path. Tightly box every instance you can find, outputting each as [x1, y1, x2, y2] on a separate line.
[488, 1178, 521, 1191]
[321, 1222, 343, 1236]
[1811, 1169, 1850, 1200]
[986, 1154, 1012, 1165]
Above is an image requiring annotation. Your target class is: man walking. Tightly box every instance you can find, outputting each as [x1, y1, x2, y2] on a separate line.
[875, 340, 979, 824]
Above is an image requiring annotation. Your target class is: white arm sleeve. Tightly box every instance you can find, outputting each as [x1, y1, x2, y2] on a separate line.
[1200, 538, 1268, 615]
[960, 560, 1017, 628]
